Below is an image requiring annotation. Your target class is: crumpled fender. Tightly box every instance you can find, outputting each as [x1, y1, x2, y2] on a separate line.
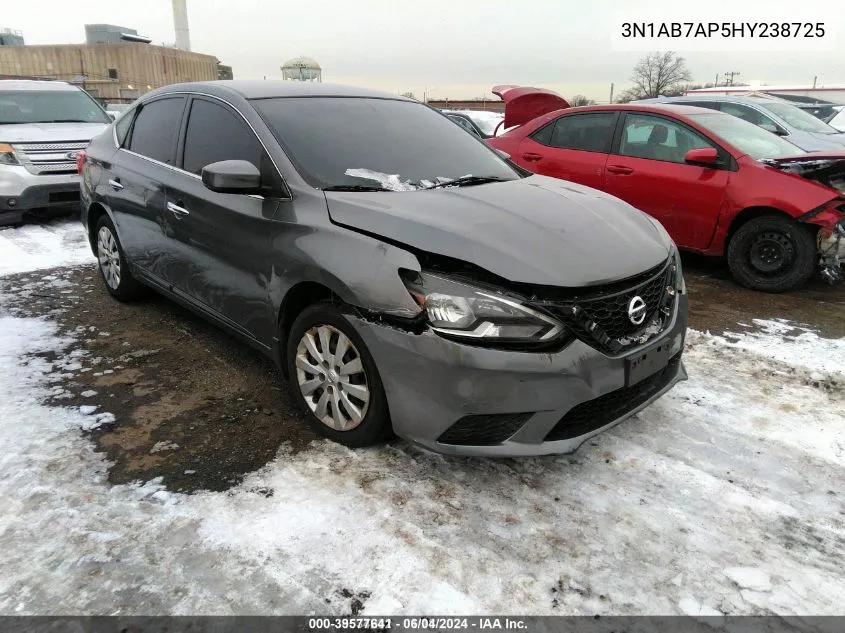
[492, 85, 571, 130]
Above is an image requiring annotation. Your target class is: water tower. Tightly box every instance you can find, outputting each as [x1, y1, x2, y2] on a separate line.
[281, 56, 322, 82]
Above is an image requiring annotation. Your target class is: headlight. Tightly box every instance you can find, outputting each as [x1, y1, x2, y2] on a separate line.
[401, 271, 565, 345]
[0, 143, 20, 166]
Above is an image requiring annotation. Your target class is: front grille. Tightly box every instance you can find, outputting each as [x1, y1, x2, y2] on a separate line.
[437, 412, 533, 446]
[12, 141, 88, 175]
[534, 258, 677, 355]
[544, 353, 682, 442]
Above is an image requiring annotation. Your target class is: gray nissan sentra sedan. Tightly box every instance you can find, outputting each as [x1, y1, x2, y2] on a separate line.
[79, 81, 688, 456]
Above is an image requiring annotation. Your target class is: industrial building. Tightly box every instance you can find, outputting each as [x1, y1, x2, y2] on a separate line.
[0, 42, 222, 102]
[0, 0, 229, 103]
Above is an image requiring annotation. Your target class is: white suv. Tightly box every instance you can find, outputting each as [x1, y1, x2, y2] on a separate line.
[0, 80, 111, 226]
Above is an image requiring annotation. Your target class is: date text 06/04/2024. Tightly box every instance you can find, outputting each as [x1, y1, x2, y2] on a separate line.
[621, 22, 825, 38]
[307, 617, 529, 630]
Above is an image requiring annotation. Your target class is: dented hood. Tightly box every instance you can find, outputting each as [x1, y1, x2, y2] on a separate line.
[325, 175, 672, 287]
[492, 85, 570, 130]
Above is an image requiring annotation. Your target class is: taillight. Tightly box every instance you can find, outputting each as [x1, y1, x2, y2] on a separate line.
[76, 150, 87, 176]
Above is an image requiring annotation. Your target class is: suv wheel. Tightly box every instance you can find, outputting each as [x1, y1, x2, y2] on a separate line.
[286, 303, 392, 447]
[726, 215, 817, 293]
[95, 215, 144, 301]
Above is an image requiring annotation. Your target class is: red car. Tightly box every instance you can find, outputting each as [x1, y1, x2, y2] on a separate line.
[487, 87, 845, 292]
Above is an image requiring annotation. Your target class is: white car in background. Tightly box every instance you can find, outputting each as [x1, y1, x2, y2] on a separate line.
[0, 79, 111, 226]
[441, 109, 505, 138]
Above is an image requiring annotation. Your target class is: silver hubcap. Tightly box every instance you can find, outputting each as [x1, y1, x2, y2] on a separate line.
[97, 226, 121, 290]
[295, 324, 370, 431]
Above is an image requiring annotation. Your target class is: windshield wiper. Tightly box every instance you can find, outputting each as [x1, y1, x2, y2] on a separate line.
[42, 119, 92, 123]
[323, 185, 390, 192]
[425, 175, 510, 189]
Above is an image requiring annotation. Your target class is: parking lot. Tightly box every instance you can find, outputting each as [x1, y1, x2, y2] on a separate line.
[0, 219, 843, 615]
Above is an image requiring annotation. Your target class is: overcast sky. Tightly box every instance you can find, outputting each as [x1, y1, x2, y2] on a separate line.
[4, 0, 842, 101]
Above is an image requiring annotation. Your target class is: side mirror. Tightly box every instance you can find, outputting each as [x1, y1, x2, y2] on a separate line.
[201, 160, 262, 194]
[494, 148, 511, 161]
[684, 147, 719, 167]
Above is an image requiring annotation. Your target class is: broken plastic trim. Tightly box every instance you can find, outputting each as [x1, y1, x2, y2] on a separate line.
[762, 157, 845, 194]
[817, 222, 845, 285]
[797, 199, 845, 284]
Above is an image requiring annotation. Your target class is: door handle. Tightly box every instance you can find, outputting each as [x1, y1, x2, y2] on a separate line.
[522, 152, 543, 162]
[167, 201, 190, 218]
[607, 165, 634, 175]
[108, 178, 123, 191]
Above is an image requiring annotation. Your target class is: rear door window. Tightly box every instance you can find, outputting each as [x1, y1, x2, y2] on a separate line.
[720, 102, 780, 132]
[126, 97, 186, 164]
[533, 112, 618, 153]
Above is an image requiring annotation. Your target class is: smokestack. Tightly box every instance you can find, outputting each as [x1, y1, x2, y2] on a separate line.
[172, 0, 191, 51]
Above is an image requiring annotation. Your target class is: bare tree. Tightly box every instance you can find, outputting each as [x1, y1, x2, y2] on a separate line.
[401, 91, 417, 100]
[569, 95, 595, 107]
[628, 51, 693, 99]
[614, 87, 642, 104]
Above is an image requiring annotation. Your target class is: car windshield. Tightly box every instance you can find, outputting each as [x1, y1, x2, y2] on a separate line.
[252, 97, 519, 190]
[759, 100, 840, 134]
[688, 112, 805, 160]
[0, 90, 111, 125]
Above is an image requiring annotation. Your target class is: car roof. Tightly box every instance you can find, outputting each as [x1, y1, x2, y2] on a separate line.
[559, 103, 725, 116]
[639, 94, 786, 106]
[150, 80, 411, 101]
[0, 79, 79, 92]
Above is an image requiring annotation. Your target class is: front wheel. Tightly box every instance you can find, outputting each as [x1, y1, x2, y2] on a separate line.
[286, 303, 392, 448]
[726, 215, 817, 293]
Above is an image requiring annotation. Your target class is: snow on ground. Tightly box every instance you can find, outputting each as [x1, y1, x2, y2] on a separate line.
[0, 220, 94, 275]
[704, 319, 845, 378]
[0, 220, 844, 615]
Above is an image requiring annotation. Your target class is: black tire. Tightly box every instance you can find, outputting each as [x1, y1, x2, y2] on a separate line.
[94, 214, 145, 302]
[286, 303, 392, 448]
[726, 215, 817, 293]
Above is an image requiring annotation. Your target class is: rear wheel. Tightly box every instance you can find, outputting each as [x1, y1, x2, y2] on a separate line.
[286, 303, 392, 447]
[95, 215, 144, 301]
[726, 215, 817, 293]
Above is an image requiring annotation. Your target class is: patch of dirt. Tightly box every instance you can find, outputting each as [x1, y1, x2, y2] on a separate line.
[681, 253, 845, 339]
[0, 265, 317, 493]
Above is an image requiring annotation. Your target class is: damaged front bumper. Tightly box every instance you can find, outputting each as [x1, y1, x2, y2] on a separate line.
[817, 220, 845, 284]
[349, 294, 688, 457]
[799, 199, 845, 284]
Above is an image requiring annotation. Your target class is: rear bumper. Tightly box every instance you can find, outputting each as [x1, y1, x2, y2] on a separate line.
[350, 294, 689, 457]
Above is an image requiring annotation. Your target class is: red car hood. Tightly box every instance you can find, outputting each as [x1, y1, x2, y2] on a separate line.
[492, 85, 570, 130]
[764, 151, 845, 164]
[762, 153, 845, 194]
